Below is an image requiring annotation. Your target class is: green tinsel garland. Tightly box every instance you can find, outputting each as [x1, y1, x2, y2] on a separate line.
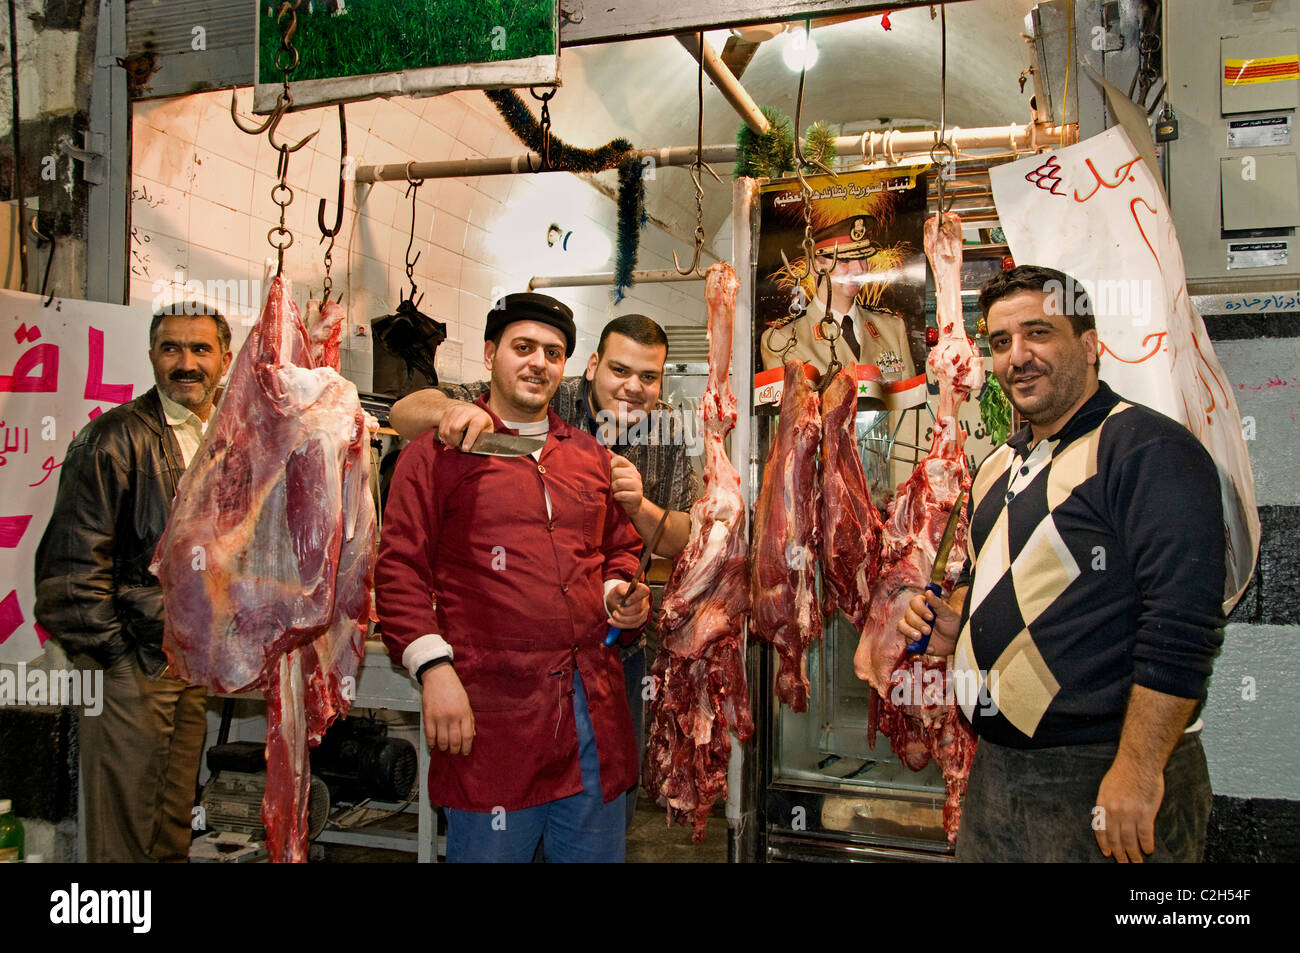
[802, 121, 838, 172]
[734, 106, 794, 179]
[615, 157, 648, 303]
[484, 89, 644, 300]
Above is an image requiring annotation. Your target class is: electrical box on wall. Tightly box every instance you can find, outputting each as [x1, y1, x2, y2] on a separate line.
[1220, 31, 1299, 114]
[1221, 153, 1300, 228]
[1168, 2, 1300, 291]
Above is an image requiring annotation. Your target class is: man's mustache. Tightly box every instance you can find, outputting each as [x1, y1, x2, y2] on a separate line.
[169, 371, 206, 382]
[1009, 362, 1049, 382]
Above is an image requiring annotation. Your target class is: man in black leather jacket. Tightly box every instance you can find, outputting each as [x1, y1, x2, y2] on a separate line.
[35, 306, 232, 862]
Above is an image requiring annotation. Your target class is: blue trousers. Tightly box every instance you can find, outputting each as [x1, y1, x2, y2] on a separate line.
[444, 673, 626, 862]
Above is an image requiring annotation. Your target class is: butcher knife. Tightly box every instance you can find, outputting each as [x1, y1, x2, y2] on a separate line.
[604, 506, 671, 647]
[463, 432, 545, 457]
[906, 489, 966, 656]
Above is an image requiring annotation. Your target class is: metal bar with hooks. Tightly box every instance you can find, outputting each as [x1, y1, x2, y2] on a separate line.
[354, 126, 1074, 184]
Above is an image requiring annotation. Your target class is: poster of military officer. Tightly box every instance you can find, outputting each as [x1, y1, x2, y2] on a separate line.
[755, 165, 930, 410]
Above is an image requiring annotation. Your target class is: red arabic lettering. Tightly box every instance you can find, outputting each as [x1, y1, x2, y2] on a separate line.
[0, 342, 59, 393]
[1072, 156, 1143, 203]
[0, 421, 29, 465]
[1097, 332, 1168, 364]
[0, 514, 32, 547]
[0, 589, 23, 645]
[84, 327, 135, 405]
[1129, 197, 1161, 268]
[27, 456, 61, 488]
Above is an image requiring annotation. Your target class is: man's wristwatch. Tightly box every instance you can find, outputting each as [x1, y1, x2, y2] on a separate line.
[415, 656, 454, 684]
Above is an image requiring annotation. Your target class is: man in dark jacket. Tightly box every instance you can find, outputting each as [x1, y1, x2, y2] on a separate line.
[34, 305, 232, 862]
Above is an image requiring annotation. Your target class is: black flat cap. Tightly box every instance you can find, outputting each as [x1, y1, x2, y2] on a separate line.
[485, 292, 577, 357]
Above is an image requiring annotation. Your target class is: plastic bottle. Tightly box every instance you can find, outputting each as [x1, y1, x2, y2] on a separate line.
[0, 799, 23, 862]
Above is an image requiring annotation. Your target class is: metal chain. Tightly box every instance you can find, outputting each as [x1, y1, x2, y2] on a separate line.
[321, 234, 334, 299]
[267, 1, 303, 276]
[268, 147, 296, 270]
[815, 271, 843, 387]
[528, 88, 555, 172]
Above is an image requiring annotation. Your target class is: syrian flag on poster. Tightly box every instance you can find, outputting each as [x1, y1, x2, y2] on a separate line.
[988, 125, 1260, 613]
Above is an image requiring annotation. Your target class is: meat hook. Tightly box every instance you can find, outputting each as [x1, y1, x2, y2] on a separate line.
[317, 104, 347, 238]
[673, 33, 712, 277]
[523, 87, 556, 173]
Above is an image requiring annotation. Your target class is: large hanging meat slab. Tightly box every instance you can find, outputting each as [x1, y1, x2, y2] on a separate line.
[645, 262, 753, 842]
[151, 280, 376, 862]
[819, 366, 884, 632]
[853, 211, 982, 843]
[750, 361, 823, 712]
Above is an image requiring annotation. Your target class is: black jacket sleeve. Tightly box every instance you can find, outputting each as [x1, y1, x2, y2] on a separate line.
[33, 432, 133, 667]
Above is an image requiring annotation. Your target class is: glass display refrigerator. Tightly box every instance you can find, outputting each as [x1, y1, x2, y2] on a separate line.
[739, 239, 1006, 864]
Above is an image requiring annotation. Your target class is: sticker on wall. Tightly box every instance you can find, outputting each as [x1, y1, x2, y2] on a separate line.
[1228, 116, 1293, 149]
[1221, 31, 1299, 114]
[1227, 241, 1288, 269]
[1223, 54, 1300, 86]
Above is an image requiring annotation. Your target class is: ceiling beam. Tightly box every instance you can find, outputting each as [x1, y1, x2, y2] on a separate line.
[675, 33, 770, 135]
[559, 0, 969, 46]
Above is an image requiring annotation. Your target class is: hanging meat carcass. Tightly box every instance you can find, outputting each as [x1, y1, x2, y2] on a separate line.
[749, 361, 823, 712]
[853, 211, 982, 844]
[819, 366, 884, 631]
[151, 279, 377, 862]
[645, 262, 754, 843]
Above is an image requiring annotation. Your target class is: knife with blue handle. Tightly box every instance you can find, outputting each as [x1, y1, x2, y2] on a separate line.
[906, 489, 966, 655]
[605, 506, 671, 647]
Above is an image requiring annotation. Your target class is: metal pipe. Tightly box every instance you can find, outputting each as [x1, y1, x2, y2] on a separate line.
[675, 32, 770, 135]
[355, 124, 1074, 184]
[357, 144, 735, 183]
[528, 267, 709, 290]
[730, 176, 760, 864]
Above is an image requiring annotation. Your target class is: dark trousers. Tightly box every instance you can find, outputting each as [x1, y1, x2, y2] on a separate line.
[622, 646, 646, 827]
[79, 654, 208, 862]
[956, 732, 1212, 862]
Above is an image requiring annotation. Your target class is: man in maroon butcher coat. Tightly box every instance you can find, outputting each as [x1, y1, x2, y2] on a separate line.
[377, 293, 651, 862]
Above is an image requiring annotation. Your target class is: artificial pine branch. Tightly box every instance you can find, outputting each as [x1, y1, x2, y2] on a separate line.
[802, 121, 838, 171]
[735, 106, 794, 179]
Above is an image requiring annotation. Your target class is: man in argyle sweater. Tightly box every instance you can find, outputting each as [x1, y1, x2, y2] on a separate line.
[898, 265, 1226, 863]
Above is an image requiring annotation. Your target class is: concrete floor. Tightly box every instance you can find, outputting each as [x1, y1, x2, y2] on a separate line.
[313, 789, 729, 863]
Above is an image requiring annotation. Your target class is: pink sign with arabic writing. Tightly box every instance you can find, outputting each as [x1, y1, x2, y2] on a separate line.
[990, 125, 1260, 611]
[0, 290, 153, 664]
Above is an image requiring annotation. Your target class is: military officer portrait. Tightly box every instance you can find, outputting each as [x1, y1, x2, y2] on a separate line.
[756, 176, 930, 409]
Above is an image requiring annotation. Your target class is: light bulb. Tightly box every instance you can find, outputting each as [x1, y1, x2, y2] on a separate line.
[783, 30, 819, 72]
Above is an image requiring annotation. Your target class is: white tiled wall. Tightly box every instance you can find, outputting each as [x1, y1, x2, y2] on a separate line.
[129, 88, 712, 392]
